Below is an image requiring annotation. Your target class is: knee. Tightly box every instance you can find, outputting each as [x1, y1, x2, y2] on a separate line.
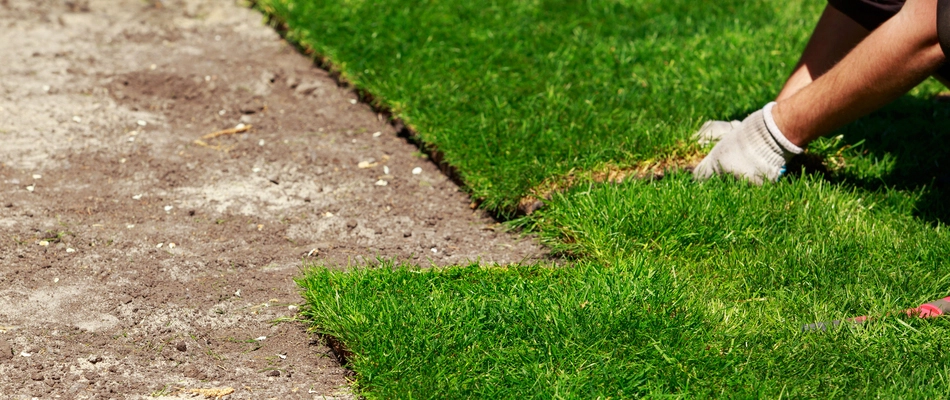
[898, 0, 946, 59]
[899, 0, 939, 39]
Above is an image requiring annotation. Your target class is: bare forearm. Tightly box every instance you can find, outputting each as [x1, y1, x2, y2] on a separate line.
[773, 0, 946, 147]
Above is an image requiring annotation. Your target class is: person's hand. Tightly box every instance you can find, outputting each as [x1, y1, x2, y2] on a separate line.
[693, 103, 802, 184]
[691, 120, 741, 146]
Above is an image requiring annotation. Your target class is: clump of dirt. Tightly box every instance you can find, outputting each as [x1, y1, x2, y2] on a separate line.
[0, 0, 547, 398]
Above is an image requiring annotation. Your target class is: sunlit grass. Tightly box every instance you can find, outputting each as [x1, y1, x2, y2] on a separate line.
[260, 0, 950, 397]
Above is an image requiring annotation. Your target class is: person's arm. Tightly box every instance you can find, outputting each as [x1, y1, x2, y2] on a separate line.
[691, 4, 871, 147]
[695, 0, 946, 183]
[775, 0, 946, 147]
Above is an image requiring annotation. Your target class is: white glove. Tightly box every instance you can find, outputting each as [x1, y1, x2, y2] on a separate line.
[693, 103, 803, 185]
[692, 119, 741, 146]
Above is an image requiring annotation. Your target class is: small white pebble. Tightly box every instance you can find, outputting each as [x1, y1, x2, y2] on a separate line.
[72, 116, 81, 123]
[357, 161, 376, 169]
[20, 352, 31, 357]
[431, 247, 438, 253]
[26, 185, 34, 192]
[65, 248, 75, 253]
[156, 243, 163, 248]
[128, 137, 135, 142]
[42, 85, 50, 92]
[129, 131, 138, 135]
[218, 109, 226, 115]
[349, 99, 357, 104]
[375, 180, 388, 186]
[277, 354, 287, 359]
[412, 167, 422, 175]
[323, 212, 334, 218]
[163, 205, 173, 212]
[383, 166, 390, 175]
[168, 243, 176, 249]
[214, 35, 221, 41]
[235, 123, 246, 129]
[252, 167, 261, 173]
[126, 224, 135, 229]
[205, 75, 211, 81]
[119, 158, 126, 164]
[132, 194, 142, 200]
[372, 131, 382, 137]
[54, 277, 60, 283]
[255, 336, 266, 341]
[137, 120, 147, 126]
[351, 139, 357, 143]
[235, 289, 242, 297]
[288, 305, 298, 311]
[258, 139, 265, 146]
[38, 240, 49, 247]
[32, 174, 41, 179]
[149, 64, 157, 70]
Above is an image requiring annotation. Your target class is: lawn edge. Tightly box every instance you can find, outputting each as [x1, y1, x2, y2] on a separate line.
[249, 1, 491, 213]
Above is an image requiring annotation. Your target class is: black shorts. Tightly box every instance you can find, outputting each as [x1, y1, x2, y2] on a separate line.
[828, 0, 950, 79]
[827, 0, 904, 31]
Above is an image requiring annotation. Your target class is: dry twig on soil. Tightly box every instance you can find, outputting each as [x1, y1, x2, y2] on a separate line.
[201, 124, 252, 140]
[178, 386, 235, 399]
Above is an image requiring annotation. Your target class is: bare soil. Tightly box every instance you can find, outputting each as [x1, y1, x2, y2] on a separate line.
[0, 1, 547, 398]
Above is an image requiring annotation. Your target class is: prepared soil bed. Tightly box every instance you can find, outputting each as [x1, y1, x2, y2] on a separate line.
[0, 1, 546, 398]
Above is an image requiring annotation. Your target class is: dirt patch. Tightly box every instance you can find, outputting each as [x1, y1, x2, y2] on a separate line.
[0, 0, 547, 398]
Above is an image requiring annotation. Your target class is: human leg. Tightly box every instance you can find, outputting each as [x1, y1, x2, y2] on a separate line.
[694, 3, 872, 144]
[776, 5, 872, 101]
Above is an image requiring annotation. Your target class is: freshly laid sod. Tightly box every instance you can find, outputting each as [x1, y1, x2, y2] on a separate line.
[260, 0, 950, 397]
[300, 175, 950, 398]
[257, 0, 826, 213]
[294, 175, 950, 399]
[299, 261, 702, 398]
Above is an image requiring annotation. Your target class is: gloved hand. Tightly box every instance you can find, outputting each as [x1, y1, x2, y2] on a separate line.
[693, 102, 803, 185]
[691, 119, 741, 146]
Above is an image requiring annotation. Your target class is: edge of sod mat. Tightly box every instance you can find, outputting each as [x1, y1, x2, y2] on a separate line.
[250, 1, 495, 212]
[248, 1, 795, 218]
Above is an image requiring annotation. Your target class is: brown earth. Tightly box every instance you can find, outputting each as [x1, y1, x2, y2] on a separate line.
[0, 0, 547, 398]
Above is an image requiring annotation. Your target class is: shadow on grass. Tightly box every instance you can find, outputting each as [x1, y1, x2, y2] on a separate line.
[813, 95, 950, 225]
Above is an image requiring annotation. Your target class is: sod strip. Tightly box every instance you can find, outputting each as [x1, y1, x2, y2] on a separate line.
[256, 0, 824, 214]
[260, 0, 950, 396]
[300, 174, 950, 398]
[298, 261, 709, 398]
[533, 173, 950, 396]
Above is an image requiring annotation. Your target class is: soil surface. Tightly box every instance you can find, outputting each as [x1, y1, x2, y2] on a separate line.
[0, 1, 547, 398]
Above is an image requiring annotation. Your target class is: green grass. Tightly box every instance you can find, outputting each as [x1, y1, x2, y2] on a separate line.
[299, 261, 701, 398]
[258, 0, 950, 397]
[258, 0, 828, 214]
[301, 175, 950, 398]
